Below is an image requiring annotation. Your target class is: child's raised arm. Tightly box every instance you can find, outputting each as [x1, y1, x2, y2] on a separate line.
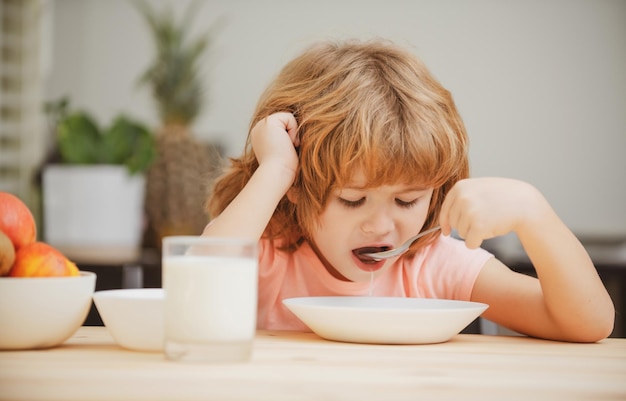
[440, 177, 615, 342]
[203, 112, 299, 241]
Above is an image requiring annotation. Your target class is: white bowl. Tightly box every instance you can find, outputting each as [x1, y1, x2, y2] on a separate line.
[92, 288, 164, 352]
[0, 271, 96, 350]
[283, 296, 488, 344]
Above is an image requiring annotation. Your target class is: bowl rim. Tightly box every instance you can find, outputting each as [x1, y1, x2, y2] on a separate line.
[92, 287, 163, 299]
[283, 296, 489, 311]
[282, 296, 489, 344]
[0, 271, 96, 281]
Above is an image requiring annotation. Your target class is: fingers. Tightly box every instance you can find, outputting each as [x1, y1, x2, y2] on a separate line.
[461, 228, 484, 249]
[439, 189, 454, 236]
[283, 113, 300, 146]
[439, 184, 464, 237]
[265, 112, 299, 146]
[439, 183, 485, 249]
[251, 112, 300, 173]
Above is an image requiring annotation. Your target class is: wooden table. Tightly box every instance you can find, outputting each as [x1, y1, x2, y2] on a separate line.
[1, 327, 625, 401]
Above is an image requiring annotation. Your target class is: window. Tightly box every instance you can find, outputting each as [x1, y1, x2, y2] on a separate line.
[0, 0, 46, 217]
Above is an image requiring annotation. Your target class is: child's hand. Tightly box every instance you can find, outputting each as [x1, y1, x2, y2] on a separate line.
[250, 112, 299, 177]
[439, 177, 548, 248]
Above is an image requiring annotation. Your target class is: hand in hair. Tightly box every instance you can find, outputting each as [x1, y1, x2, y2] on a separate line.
[202, 112, 300, 241]
[251, 112, 300, 180]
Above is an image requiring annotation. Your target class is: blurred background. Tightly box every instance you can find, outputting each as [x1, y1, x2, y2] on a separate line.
[3, 0, 625, 237]
[1, 0, 625, 332]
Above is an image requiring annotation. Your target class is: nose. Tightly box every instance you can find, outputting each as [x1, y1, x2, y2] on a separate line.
[361, 207, 395, 236]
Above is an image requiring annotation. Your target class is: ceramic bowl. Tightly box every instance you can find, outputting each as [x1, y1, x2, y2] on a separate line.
[0, 271, 96, 350]
[283, 296, 488, 344]
[92, 288, 164, 352]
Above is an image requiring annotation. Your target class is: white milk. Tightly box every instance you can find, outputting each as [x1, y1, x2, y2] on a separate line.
[163, 255, 258, 343]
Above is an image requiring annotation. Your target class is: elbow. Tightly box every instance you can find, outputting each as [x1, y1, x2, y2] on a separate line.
[573, 323, 614, 343]
[567, 303, 616, 343]
[591, 307, 616, 342]
[589, 297, 617, 342]
[572, 324, 613, 343]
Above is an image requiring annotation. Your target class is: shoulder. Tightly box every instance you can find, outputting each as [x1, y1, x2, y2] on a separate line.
[258, 238, 317, 275]
[258, 238, 290, 273]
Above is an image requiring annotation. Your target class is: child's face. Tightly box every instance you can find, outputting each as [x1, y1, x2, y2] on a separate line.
[308, 170, 434, 282]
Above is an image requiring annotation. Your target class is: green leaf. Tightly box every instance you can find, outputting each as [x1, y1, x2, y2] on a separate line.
[55, 108, 156, 174]
[57, 112, 102, 164]
[125, 130, 157, 174]
[103, 115, 156, 174]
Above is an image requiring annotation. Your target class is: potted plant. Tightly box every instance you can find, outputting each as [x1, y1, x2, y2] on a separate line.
[41, 102, 156, 265]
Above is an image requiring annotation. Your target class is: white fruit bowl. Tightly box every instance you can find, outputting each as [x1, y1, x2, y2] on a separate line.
[0, 271, 96, 350]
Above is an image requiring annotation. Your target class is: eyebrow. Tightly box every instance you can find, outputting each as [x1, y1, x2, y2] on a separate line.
[340, 185, 431, 192]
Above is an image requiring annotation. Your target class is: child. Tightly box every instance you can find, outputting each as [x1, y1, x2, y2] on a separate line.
[204, 39, 614, 342]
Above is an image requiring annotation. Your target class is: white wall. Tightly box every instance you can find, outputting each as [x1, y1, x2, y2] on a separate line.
[46, 0, 626, 238]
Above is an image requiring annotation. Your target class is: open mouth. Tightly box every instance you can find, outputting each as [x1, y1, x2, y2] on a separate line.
[352, 246, 390, 264]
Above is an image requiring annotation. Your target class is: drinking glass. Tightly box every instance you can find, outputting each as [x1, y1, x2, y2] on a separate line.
[162, 236, 258, 363]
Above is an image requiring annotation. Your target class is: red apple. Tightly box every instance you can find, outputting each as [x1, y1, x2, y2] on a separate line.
[0, 192, 37, 250]
[0, 230, 15, 276]
[9, 242, 79, 277]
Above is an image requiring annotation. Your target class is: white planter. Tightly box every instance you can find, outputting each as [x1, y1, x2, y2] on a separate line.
[43, 165, 146, 264]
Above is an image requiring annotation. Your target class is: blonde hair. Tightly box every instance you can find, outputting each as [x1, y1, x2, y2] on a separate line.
[208, 39, 469, 255]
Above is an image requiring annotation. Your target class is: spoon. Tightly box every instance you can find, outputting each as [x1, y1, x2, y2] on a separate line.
[361, 226, 441, 260]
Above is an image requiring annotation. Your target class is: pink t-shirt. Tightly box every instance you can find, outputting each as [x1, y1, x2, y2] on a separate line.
[257, 235, 493, 331]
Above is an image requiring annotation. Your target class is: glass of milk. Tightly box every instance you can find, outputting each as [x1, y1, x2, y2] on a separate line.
[162, 236, 258, 363]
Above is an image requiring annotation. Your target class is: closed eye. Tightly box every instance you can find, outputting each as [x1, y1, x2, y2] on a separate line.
[395, 198, 419, 208]
[338, 197, 365, 208]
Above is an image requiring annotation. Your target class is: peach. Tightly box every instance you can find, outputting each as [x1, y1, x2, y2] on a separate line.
[9, 242, 79, 277]
[0, 192, 37, 250]
[0, 230, 15, 276]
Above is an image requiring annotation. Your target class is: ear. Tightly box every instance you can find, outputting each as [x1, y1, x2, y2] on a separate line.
[286, 187, 299, 204]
